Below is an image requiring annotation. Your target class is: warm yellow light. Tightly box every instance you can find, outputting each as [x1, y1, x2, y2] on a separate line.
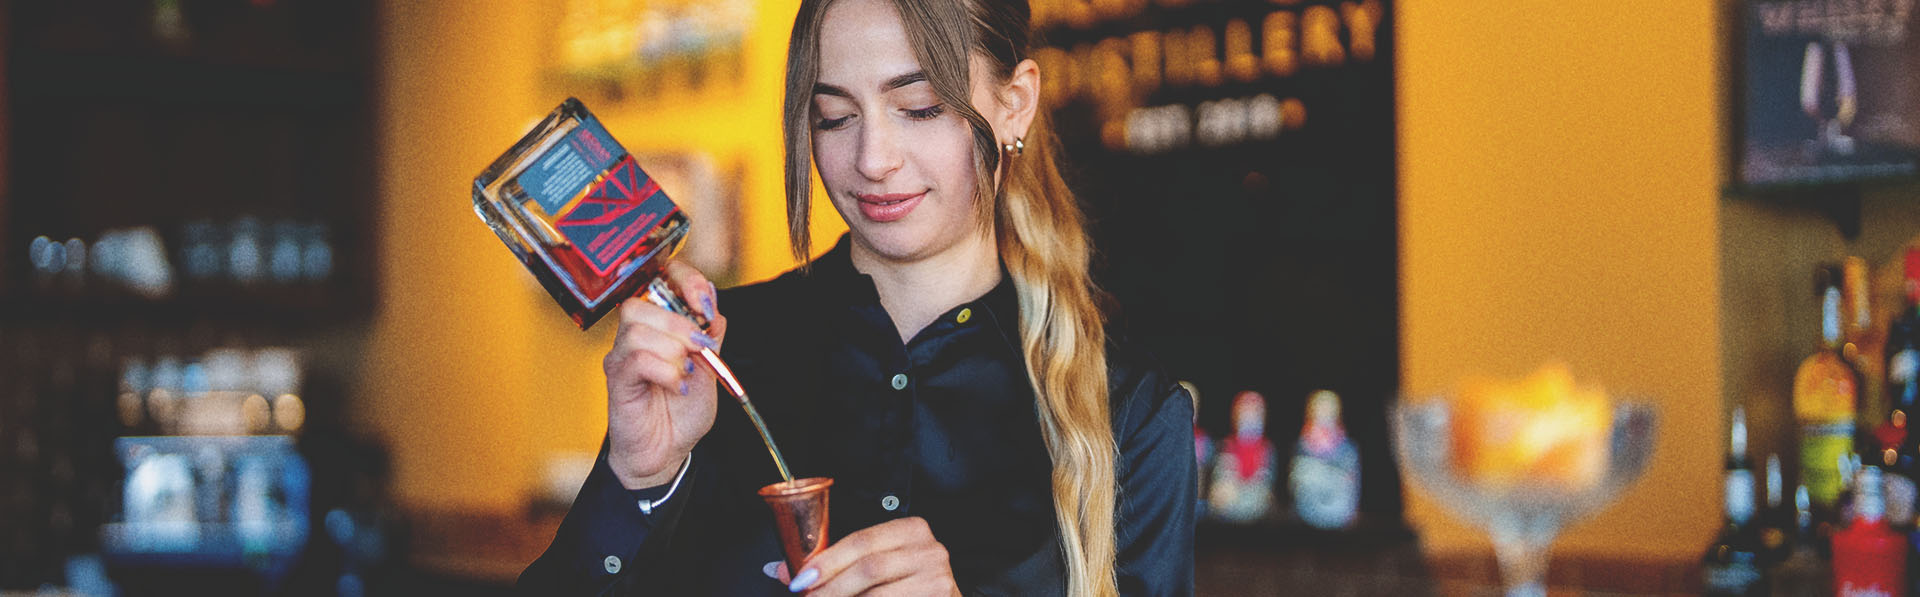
[273, 394, 306, 433]
[242, 394, 271, 435]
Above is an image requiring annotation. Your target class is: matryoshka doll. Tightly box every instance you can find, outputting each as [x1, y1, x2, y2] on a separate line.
[1209, 390, 1276, 523]
[1290, 390, 1361, 529]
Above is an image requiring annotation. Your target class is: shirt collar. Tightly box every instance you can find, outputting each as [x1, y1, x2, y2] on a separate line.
[805, 234, 1022, 349]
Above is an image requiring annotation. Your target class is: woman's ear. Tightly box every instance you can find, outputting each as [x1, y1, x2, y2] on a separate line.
[996, 58, 1042, 143]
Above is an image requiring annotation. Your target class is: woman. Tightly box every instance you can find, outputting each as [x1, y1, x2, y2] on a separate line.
[520, 0, 1195, 594]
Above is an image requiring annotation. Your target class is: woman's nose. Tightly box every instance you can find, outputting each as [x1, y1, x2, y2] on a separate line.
[855, 118, 903, 181]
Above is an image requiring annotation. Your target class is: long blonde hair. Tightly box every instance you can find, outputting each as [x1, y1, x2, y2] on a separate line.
[782, 1, 1117, 595]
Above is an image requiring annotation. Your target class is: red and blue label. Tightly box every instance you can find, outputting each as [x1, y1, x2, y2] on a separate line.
[557, 156, 678, 276]
[516, 117, 679, 277]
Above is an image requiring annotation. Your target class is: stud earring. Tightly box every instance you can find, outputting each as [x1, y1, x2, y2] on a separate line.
[1001, 137, 1025, 156]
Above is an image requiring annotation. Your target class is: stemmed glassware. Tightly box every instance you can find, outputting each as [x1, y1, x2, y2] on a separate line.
[1393, 397, 1657, 597]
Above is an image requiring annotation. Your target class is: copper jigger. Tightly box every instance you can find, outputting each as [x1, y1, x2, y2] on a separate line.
[759, 477, 833, 573]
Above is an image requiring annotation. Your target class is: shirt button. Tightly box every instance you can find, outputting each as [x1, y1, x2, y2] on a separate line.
[881, 495, 901, 511]
[890, 373, 909, 390]
[957, 308, 972, 324]
[604, 555, 622, 574]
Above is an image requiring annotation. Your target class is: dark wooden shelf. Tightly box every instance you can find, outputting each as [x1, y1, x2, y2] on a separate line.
[1, 286, 371, 328]
[1196, 515, 1417, 554]
[8, 50, 364, 110]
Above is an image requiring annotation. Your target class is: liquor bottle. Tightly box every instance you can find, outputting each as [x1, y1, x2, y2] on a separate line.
[1844, 257, 1885, 428]
[1833, 466, 1906, 596]
[1880, 315, 1916, 468]
[1799, 263, 1863, 512]
[1703, 407, 1766, 596]
[1885, 248, 1920, 474]
[472, 98, 691, 330]
[1771, 486, 1832, 597]
[1879, 313, 1919, 535]
[1759, 454, 1794, 568]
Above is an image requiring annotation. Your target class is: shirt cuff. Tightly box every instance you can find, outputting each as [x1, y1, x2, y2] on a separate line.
[574, 448, 669, 579]
[631, 453, 692, 515]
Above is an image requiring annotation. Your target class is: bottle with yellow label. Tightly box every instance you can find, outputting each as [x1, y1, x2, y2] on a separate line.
[1798, 263, 1864, 512]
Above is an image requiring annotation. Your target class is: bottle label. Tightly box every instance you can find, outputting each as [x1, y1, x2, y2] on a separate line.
[518, 118, 625, 215]
[1804, 429, 1854, 505]
[1839, 582, 1894, 597]
[1704, 562, 1762, 593]
[1886, 474, 1917, 527]
[1796, 367, 1858, 425]
[1727, 469, 1756, 525]
[554, 157, 678, 276]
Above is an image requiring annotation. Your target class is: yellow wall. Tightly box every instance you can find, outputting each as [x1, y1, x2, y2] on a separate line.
[1398, 1, 1722, 560]
[364, 0, 822, 514]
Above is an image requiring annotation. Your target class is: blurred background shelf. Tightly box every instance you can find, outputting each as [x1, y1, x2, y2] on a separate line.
[9, 50, 364, 109]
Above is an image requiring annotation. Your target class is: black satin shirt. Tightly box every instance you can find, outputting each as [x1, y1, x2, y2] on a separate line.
[519, 236, 1196, 595]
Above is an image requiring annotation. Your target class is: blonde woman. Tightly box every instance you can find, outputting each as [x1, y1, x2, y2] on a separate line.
[522, 0, 1195, 594]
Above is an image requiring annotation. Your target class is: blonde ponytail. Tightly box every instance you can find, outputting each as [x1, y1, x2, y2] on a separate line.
[996, 111, 1117, 597]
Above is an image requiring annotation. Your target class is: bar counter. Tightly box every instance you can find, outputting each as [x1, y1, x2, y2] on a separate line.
[399, 509, 1700, 596]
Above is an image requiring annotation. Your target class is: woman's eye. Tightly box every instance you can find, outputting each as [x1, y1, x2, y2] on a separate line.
[815, 115, 853, 130]
[903, 104, 945, 120]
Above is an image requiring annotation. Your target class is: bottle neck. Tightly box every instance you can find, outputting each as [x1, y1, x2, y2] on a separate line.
[1856, 468, 1887, 525]
[1824, 286, 1844, 349]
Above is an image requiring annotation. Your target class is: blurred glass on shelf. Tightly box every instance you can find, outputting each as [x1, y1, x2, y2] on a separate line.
[227, 217, 263, 286]
[552, 0, 753, 95]
[92, 227, 177, 298]
[1393, 366, 1657, 597]
[108, 435, 311, 586]
[181, 219, 222, 282]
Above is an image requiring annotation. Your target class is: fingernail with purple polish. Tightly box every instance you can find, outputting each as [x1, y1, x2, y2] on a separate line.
[692, 331, 720, 351]
[701, 293, 717, 321]
[788, 568, 818, 593]
[684, 358, 696, 375]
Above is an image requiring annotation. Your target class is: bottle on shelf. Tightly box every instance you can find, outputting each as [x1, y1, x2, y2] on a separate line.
[1798, 263, 1864, 516]
[1703, 407, 1766, 596]
[1844, 257, 1884, 430]
[1879, 311, 1919, 535]
[1771, 486, 1833, 597]
[1759, 454, 1794, 568]
[1833, 466, 1907, 596]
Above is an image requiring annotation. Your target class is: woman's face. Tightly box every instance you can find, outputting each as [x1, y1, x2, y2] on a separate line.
[811, 0, 994, 263]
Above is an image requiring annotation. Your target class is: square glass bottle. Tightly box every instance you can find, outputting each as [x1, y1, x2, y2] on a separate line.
[472, 98, 691, 329]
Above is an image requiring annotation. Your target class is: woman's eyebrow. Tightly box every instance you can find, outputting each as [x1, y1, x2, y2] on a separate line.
[881, 71, 927, 91]
[813, 71, 928, 98]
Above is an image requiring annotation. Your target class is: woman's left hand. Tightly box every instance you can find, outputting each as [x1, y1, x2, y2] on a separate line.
[778, 517, 961, 596]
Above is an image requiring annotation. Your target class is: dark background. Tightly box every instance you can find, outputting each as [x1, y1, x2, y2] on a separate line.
[1041, 0, 1403, 529]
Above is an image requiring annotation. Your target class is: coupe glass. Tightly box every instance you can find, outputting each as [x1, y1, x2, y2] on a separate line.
[1392, 398, 1657, 597]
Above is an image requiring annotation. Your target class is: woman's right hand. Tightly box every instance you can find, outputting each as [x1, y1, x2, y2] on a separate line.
[602, 261, 728, 489]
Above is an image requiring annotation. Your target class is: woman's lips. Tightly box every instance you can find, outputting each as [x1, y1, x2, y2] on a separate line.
[855, 191, 926, 223]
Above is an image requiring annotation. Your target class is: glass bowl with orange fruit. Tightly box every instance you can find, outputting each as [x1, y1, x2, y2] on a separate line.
[1392, 365, 1657, 597]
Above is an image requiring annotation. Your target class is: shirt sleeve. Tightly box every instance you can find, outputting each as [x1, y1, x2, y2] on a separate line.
[516, 438, 698, 596]
[1114, 378, 1198, 597]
